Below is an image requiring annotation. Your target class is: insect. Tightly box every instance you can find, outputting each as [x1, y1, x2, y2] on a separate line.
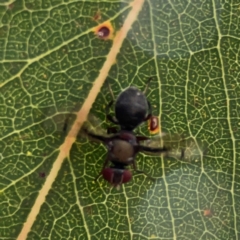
[80, 79, 185, 188]
[81, 119, 170, 188]
[106, 77, 159, 133]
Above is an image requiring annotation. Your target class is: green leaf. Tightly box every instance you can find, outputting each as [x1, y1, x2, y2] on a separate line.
[0, 0, 240, 239]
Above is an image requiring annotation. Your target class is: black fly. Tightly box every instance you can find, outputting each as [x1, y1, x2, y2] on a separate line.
[81, 78, 174, 188]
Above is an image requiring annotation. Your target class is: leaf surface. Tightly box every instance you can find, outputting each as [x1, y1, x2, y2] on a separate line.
[0, 0, 239, 239]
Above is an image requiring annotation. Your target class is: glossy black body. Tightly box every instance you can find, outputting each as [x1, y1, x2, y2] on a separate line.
[115, 87, 150, 131]
[106, 84, 152, 131]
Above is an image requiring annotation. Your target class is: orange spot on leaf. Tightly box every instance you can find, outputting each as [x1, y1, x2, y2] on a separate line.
[92, 21, 114, 40]
[203, 209, 213, 217]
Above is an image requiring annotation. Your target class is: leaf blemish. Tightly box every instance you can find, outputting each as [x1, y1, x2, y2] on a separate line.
[93, 21, 114, 40]
[93, 10, 101, 21]
[7, 3, 14, 10]
[203, 209, 213, 217]
[39, 172, 46, 178]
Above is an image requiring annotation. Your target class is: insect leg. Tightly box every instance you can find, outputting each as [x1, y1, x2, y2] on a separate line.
[63, 118, 68, 132]
[106, 80, 120, 125]
[142, 77, 153, 94]
[138, 145, 169, 155]
[83, 128, 112, 143]
[143, 76, 154, 118]
[107, 80, 115, 100]
[107, 127, 119, 134]
[143, 100, 153, 121]
[63, 114, 73, 132]
[105, 100, 119, 124]
[180, 148, 185, 159]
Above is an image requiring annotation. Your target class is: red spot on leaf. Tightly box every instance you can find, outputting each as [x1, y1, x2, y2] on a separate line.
[39, 172, 46, 178]
[203, 209, 213, 217]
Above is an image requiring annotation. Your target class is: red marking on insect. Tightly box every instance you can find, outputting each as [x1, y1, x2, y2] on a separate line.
[148, 116, 159, 134]
[102, 168, 132, 188]
[119, 132, 136, 141]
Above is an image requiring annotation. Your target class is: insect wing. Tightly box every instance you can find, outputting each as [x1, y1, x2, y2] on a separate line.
[83, 113, 106, 133]
[39, 99, 81, 138]
[79, 113, 113, 143]
[139, 133, 186, 159]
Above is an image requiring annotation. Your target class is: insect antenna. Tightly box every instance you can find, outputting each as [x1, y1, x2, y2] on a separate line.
[106, 79, 115, 101]
[143, 76, 154, 94]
